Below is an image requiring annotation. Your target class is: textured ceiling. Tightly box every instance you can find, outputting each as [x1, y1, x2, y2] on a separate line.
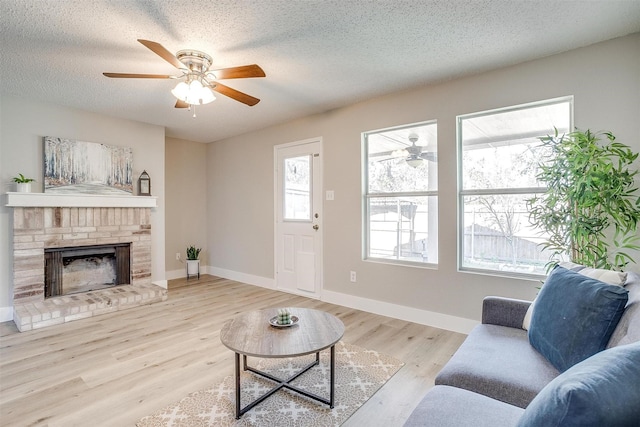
[1, 0, 639, 143]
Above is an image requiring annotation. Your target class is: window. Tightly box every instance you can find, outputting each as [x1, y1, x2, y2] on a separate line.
[284, 155, 311, 220]
[363, 121, 438, 265]
[458, 97, 573, 277]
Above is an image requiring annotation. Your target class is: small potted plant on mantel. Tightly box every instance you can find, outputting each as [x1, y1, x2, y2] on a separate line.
[13, 173, 35, 193]
[186, 245, 201, 280]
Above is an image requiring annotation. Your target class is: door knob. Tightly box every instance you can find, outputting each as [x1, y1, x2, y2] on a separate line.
[313, 224, 319, 231]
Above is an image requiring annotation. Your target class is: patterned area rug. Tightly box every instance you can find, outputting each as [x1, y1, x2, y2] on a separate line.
[137, 341, 404, 427]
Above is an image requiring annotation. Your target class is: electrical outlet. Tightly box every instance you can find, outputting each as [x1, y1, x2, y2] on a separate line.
[350, 271, 357, 282]
[176, 252, 181, 260]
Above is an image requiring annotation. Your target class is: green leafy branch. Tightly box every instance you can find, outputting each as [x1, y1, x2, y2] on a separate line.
[527, 128, 640, 271]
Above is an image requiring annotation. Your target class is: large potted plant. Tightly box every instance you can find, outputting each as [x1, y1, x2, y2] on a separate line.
[186, 245, 201, 279]
[527, 129, 640, 270]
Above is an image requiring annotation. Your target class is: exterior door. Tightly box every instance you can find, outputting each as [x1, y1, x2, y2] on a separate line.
[275, 138, 323, 298]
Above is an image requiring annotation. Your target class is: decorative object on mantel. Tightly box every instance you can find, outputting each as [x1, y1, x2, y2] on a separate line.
[138, 170, 151, 196]
[186, 245, 201, 280]
[44, 136, 133, 195]
[12, 173, 35, 193]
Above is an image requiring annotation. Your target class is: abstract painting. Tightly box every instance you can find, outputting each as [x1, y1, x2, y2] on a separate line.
[44, 136, 133, 194]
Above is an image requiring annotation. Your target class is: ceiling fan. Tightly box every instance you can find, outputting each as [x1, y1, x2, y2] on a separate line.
[103, 39, 265, 113]
[401, 133, 437, 168]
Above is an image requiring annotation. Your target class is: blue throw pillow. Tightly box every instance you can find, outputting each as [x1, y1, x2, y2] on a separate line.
[518, 342, 640, 427]
[528, 265, 628, 372]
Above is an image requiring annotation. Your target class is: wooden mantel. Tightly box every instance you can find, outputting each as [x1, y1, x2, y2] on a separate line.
[4, 192, 157, 208]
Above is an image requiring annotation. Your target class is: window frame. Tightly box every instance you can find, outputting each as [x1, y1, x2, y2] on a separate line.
[457, 96, 574, 279]
[362, 120, 438, 268]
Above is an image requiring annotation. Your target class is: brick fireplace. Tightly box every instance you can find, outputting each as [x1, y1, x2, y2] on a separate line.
[8, 193, 167, 331]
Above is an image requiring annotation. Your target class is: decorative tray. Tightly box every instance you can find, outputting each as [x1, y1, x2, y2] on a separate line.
[269, 315, 300, 328]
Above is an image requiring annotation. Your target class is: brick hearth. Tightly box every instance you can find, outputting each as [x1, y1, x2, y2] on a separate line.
[11, 206, 167, 331]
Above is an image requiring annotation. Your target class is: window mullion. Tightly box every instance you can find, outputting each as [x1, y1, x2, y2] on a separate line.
[460, 187, 546, 196]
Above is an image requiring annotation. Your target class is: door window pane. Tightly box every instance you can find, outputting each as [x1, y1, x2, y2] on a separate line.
[284, 155, 311, 220]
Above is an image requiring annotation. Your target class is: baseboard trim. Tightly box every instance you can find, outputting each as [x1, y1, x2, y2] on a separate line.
[207, 266, 275, 289]
[152, 279, 168, 289]
[165, 268, 186, 281]
[207, 266, 476, 335]
[0, 306, 14, 322]
[321, 289, 477, 335]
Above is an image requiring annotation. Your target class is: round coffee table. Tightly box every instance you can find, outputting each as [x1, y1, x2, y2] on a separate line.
[220, 307, 345, 419]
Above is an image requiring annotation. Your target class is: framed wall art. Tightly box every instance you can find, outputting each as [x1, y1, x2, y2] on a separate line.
[43, 136, 133, 194]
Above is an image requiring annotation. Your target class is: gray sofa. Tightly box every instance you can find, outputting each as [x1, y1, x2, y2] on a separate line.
[404, 270, 640, 427]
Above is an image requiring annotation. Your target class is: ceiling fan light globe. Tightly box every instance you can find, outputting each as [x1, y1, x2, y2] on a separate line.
[189, 80, 204, 91]
[171, 82, 189, 101]
[406, 158, 423, 168]
[200, 87, 216, 104]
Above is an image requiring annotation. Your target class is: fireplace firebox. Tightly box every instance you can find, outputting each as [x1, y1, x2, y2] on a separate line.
[44, 243, 131, 297]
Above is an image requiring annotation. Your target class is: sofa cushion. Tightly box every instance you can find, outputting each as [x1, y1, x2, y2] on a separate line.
[435, 324, 559, 408]
[522, 263, 626, 330]
[608, 272, 640, 348]
[528, 266, 628, 372]
[404, 385, 523, 427]
[518, 341, 640, 427]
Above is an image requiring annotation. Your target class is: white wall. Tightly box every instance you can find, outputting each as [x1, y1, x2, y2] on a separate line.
[206, 34, 640, 330]
[164, 137, 208, 279]
[0, 96, 166, 321]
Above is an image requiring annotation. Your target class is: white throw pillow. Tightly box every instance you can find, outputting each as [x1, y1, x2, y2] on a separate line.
[578, 267, 627, 286]
[521, 263, 627, 330]
[522, 300, 536, 331]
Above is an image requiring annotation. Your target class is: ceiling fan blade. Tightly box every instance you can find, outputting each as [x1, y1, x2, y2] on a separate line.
[137, 39, 186, 70]
[103, 72, 175, 79]
[420, 152, 438, 162]
[208, 64, 266, 80]
[175, 99, 189, 108]
[211, 82, 260, 106]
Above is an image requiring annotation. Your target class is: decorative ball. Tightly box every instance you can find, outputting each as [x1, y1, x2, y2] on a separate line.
[277, 308, 291, 325]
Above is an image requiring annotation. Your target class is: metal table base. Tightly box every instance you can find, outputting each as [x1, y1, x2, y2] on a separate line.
[234, 345, 336, 419]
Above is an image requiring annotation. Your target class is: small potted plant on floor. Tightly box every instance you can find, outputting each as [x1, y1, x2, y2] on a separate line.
[13, 173, 35, 193]
[186, 245, 201, 279]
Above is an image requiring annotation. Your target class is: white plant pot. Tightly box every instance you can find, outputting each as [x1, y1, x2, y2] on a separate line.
[186, 259, 200, 275]
[16, 182, 31, 193]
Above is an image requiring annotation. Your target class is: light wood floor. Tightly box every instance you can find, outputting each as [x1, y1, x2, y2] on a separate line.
[0, 275, 466, 427]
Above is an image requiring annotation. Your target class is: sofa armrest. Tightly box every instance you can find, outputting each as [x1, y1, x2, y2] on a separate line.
[482, 296, 532, 329]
